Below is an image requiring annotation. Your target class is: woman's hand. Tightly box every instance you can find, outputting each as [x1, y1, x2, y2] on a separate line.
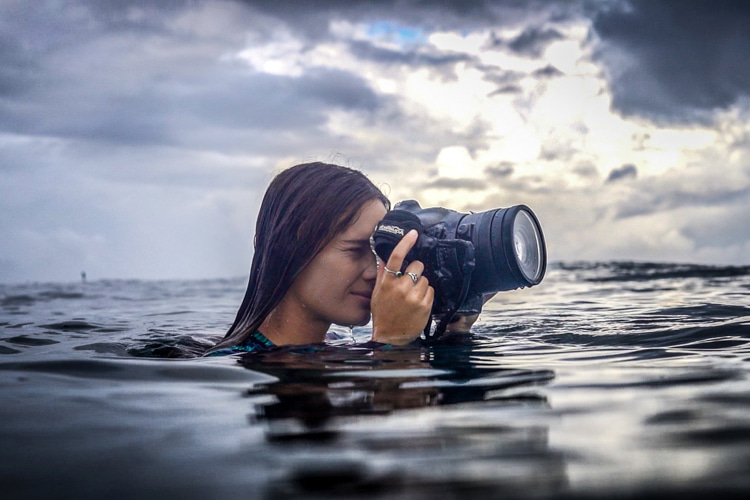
[444, 313, 480, 335]
[444, 293, 496, 335]
[371, 230, 434, 345]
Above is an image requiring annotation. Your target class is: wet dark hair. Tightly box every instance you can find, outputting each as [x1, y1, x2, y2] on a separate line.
[210, 162, 389, 351]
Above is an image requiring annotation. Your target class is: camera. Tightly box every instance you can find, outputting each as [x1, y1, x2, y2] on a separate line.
[371, 200, 547, 339]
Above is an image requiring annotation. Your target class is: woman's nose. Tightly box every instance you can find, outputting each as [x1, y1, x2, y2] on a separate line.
[363, 253, 378, 280]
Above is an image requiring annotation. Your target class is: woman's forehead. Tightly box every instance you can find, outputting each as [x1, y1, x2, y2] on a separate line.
[339, 200, 387, 240]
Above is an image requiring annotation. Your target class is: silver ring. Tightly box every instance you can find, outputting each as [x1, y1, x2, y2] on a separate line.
[383, 265, 402, 278]
[405, 272, 419, 284]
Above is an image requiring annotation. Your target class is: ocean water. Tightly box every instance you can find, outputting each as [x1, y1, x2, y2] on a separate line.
[1, 261, 750, 499]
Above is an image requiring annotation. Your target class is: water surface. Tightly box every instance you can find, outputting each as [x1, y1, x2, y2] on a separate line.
[2, 262, 750, 499]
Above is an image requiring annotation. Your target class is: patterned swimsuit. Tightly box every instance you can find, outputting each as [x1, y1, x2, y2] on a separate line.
[206, 331, 275, 356]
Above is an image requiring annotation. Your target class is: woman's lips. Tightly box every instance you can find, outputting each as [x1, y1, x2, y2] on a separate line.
[351, 291, 372, 302]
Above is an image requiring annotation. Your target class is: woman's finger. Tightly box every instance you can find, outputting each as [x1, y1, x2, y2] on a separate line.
[423, 285, 435, 307]
[411, 277, 430, 301]
[404, 260, 424, 277]
[410, 282, 433, 307]
[384, 229, 418, 275]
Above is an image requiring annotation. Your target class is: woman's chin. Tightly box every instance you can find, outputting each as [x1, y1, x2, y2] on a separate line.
[357, 314, 372, 327]
[339, 312, 370, 328]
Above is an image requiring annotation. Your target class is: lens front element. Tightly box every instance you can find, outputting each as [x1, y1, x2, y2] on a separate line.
[512, 210, 544, 283]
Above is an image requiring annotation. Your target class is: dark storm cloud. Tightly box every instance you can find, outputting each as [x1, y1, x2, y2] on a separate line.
[613, 183, 748, 219]
[239, 0, 581, 39]
[302, 68, 382, 110]
[508, 27, 564, 55]
[0, 32, 36, 98]
[0, 1, 204, 145]
[488, 84, 523, 96]
[3, 67, 380, 149]
[0, 1, 383, 149]
[243, 0, 492, 27]
[186, 68, 382, 129]
[0, 0, 585, 150]
[487, 26, 564, 57]
[485, 164, 514, 178]
[84, 0, 193, 18]
[592, 0, 750, 122]
[606, 164, 637, 183]
[481, 66, 528, 97]
[533, 65, 564, 78]
[348, 40, 472, 68]
[2, 90, 173, 146]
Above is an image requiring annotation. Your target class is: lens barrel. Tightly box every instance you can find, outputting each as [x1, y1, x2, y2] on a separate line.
[459, 205, 546, 294]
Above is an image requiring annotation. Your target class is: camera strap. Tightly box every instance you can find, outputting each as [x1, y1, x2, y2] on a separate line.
[423, 241, 475, 342]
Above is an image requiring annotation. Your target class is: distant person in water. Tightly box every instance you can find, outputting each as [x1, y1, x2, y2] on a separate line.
[207, 162, 437, 355]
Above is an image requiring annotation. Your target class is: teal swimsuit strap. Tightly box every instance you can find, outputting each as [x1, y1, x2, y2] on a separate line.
[205, 331, 275, 356]
[249, 330, 275, 348]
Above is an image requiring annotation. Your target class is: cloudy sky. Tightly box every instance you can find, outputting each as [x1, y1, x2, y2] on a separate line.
[1, 0, 749, 283]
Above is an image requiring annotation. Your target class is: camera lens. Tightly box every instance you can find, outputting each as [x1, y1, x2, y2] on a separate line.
[513, 209, 544, 283]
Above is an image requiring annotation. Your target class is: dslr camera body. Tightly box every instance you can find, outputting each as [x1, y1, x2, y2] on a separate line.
[371, 200, 547, 339]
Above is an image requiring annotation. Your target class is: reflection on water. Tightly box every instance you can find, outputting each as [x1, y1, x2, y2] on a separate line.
[244, 338, 554, 422]
[240, 339, 564, 498]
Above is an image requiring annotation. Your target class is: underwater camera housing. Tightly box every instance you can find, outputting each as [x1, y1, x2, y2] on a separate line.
[371, 200, 547, 340]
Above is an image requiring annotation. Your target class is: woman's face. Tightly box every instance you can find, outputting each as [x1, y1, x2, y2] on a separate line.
[287, 199, 387, 328]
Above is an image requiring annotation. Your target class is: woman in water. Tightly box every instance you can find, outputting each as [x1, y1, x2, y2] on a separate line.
[208, 162, 436, 355]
